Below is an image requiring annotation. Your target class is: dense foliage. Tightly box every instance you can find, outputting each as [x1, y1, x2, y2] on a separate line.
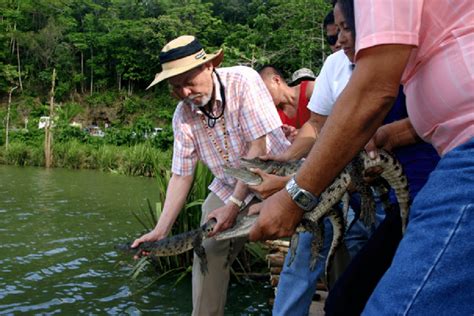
[0, 0, 332, 166]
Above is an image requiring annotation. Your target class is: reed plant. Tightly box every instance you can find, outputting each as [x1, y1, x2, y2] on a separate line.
[54, 140, 91, 169]
[2, 142, 31, 166]
[119, 142, 167, 177]
[130, 162, 270, 284]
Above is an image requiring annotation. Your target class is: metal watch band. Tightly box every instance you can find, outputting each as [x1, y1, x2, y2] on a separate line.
[228, 195, 244, 208]
[285, 176, 320, 212]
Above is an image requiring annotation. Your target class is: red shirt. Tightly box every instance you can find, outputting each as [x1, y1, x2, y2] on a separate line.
[277, 80, 312, 128]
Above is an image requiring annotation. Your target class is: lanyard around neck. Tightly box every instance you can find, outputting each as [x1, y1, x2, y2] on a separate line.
[199, 70, 226, 128]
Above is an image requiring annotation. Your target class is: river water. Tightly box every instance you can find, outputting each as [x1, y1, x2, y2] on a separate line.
[0, 165, 271, 315]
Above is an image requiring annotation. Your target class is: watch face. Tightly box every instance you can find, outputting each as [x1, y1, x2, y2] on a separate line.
[297, 194, 311, 207]
[286, 177, 319, 211]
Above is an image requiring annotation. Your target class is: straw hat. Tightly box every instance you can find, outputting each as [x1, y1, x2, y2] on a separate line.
[146, 35, 224, 89]
[288, 68, 316, 87]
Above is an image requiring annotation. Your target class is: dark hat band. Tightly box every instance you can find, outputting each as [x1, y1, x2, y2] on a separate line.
[159, 38, 203, 64]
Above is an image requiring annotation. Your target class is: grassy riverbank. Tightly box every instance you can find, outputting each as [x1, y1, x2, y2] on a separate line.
[0, 140, 172, 177]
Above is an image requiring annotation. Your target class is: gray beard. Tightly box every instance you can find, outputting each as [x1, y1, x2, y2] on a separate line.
[185, 93, 212, 108]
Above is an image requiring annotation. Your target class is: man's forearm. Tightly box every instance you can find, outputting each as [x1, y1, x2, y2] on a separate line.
[389, 118, 422, 148]
[154, 173, 194, 236]
[283, 119, 319, 160]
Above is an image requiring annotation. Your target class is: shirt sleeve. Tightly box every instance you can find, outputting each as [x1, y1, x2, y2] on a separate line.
[171, 108, 198, 176]
[237, 68, 282, 142]
[307, 56, 335, 116]
[354, 0, 422, 61]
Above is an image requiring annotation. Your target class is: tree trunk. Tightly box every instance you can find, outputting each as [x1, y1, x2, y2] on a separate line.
[5, 86, 18, 150]
[90, 47, 93, 95]
[16, 41, 23, 92]
[81, 51, 84, 94]
[45, 69, 56, 168]
[118, 73, 121, 91]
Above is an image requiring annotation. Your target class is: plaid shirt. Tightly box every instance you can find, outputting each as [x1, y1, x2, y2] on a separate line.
[171, 66, 290, 203]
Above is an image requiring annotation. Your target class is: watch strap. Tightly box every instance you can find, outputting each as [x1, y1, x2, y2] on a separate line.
[285, 176, 320, 212]
[228, 195, 244, 208]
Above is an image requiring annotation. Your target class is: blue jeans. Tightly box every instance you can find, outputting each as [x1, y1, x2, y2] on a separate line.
[363, 138, 474, 315]
[273, 209, 371, 316]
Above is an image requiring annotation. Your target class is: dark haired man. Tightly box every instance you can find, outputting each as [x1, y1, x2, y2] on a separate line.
[323, 11, 341, 53]
[259, 65, 315, 142]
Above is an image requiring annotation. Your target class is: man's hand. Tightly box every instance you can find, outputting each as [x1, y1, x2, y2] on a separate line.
[364, 125, 393, 181]
[365, 124, 393, 157]
[131, 229, 166, 259]
[206, 203, 240, 236]
[248, 189, 303, 241]
[257, 151, 290, 162]
[248, 169, 291, 199]
[281, 124, 298, 143]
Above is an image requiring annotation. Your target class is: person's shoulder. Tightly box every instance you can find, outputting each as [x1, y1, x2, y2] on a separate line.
[172, 102, 188, 124]
[324, 50, 349, 66]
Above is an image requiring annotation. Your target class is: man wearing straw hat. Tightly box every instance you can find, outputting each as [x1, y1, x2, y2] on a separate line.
[131, 35, 290, 315]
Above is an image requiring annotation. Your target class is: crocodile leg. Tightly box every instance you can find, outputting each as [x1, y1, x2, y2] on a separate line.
[287, 232, 300, 267]
[341, 192, 350, 226]
[192, 233, 208, 274]
[324, 207, 345, 286]
[371, 177, 392, 212]
[348, 154, 377, 228]
[309, 219, 325, 271]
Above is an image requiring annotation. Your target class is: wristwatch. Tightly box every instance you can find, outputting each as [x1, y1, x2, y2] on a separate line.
[285, 176, 320, 212]
[228, 195, 244, 209]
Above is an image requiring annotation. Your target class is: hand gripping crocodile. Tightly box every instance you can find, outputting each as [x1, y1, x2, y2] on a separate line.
[116, 150, 410, 277]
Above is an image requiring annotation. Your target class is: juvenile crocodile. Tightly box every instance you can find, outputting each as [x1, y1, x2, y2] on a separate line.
[115, 219, 216, 273]
[231, 150, 410, 233]
[117, 150, 409, 277]
[223, 160, 349, 273]
[222, 150, 410, 273]
[116, 215, 260, 274]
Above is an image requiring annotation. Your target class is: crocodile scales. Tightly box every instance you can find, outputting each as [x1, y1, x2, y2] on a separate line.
[117, 150, 410, 277]
[221, 150, 411, 277]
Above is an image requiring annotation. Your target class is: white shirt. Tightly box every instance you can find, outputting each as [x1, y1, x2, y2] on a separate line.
[308, 50, 353, 116]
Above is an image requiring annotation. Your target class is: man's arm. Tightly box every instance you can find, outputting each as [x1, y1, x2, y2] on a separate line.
[267, 112, 326, 161]
[207, 135, 267, 235]
[305, 80, 316, 100]
[365, 117, 422, 154]
[132, 173, 194, 247]
[249, 44, 413, 241]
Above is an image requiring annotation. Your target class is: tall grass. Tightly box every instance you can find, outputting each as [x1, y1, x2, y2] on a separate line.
[0, 140, 172, 177]
[130, 162, 269, 285]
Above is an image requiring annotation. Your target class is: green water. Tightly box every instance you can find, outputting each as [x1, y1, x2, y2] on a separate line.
[0, 165, 271, 315]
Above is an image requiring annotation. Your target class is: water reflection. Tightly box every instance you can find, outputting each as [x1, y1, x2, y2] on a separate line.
[0, 165, 272, 314]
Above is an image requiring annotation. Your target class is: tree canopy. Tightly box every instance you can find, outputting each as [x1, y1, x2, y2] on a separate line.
[0, 0, 332, 99]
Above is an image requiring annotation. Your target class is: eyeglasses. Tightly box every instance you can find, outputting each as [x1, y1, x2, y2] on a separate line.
[326, 34, 339, 46]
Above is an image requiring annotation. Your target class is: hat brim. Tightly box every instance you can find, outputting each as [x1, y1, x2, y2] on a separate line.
[146, 49, 224, 90]
[288, 75, 316, 87]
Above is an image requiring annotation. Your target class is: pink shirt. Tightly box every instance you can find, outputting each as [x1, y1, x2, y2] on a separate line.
[355, 0, 474, 155]
[172, 66, 290, 203]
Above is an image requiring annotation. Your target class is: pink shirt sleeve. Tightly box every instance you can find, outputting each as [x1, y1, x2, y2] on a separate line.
[354, 0, 422, 61]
